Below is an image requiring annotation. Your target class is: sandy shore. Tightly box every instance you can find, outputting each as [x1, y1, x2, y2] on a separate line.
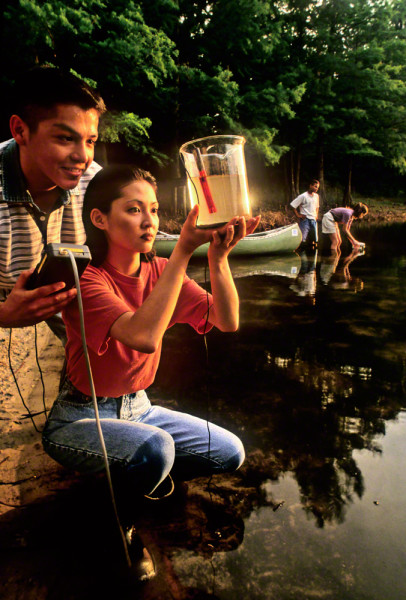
[0, 324, 81, 517]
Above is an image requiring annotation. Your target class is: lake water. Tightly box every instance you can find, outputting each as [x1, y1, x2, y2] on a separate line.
[152, 222, 406, 600]
[1, 223, 405, 600]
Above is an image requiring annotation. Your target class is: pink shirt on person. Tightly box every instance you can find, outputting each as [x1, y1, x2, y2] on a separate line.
[63, 258, 213, 397]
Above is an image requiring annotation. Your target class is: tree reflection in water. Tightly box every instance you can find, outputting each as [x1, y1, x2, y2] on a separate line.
[155, 245, 405, 532]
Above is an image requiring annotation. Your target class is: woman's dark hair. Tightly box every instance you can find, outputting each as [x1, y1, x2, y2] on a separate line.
[353, 202, 368, 218]
[83, 164, 158, 267]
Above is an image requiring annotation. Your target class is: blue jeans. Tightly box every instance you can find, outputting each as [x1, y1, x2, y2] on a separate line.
[299, 218, 318, 243]
[42, 379, 245, 495]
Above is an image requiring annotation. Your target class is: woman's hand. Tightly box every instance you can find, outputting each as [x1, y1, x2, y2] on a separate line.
[208, 215, 261, 262]
[351, 241, 365, 251]
[176, 205, 215, 256]
[176, 205, 260, 261]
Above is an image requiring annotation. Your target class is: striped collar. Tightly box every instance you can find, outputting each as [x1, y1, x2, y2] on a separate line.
[1, 139, 77, 207]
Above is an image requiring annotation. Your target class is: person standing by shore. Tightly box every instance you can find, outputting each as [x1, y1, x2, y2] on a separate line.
[290, 179, 320, 248]
[321, 203, 368, 252]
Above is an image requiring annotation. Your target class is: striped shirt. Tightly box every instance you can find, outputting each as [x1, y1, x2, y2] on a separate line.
[0, 139, 101, 294]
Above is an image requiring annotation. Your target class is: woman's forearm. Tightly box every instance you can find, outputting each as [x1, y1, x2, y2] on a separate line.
[345, 228, 359, 245]
[207, 258, 239, 332]
[344, 221, 358, 245]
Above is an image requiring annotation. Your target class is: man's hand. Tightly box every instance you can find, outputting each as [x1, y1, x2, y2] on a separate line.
[0, 269, 77, 328]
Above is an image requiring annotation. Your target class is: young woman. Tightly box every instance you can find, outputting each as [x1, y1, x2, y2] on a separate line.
[42, 164, 260, 577]
[321, 202, 368, 251]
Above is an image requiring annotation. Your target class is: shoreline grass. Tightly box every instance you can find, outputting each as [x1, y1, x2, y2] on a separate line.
[159, 198, 406, 234]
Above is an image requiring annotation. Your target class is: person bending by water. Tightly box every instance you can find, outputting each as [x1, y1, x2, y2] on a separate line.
[42, 164, 260, 580]
[321, 203, 368, 252]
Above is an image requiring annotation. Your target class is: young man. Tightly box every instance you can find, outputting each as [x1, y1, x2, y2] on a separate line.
[0, 66, 106, 331]
[290, 179, 320, 248]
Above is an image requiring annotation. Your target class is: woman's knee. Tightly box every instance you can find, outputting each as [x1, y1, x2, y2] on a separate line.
[221, 437, 245, 472]
[127, 428, 175, 480]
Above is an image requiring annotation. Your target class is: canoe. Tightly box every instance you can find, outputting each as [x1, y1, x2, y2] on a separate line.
[154, 223, 302, 257]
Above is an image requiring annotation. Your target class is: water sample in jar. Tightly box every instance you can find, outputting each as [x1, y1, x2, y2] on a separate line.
[180, 135, 251, 228]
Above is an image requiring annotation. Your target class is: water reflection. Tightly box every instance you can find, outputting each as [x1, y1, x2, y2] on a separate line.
[156, 243, 406, 534]
[2, 228, 405, 600]
[319, 248, 365, 292]
[287, 247, 366, 302]
[289, 249, 317, 299]
[187, 253, 302, 283]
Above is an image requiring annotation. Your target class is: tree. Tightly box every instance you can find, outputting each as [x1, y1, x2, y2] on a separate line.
[1, 0, 405, 199]
[325, 0, 406, 203]
[1, 0, 177, 164]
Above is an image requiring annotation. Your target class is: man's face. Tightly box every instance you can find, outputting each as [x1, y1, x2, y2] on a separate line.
[309, 182, 319, 194]
[17, 104, 99, 192]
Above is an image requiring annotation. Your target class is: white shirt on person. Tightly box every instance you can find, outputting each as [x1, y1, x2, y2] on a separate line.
[290, 191, 319, 220]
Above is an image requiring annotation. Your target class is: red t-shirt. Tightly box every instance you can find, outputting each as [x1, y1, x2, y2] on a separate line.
[63, 258, 213, 397]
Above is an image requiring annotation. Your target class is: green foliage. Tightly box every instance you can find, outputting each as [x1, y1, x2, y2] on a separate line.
[98, 111, 170, 166]
[1, 0, 406, 188]
[244, 128, 290, 166]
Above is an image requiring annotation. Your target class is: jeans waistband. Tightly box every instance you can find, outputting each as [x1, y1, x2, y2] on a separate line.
[61, 378, 146, 405]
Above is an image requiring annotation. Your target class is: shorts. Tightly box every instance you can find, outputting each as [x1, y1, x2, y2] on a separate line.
[322, 211, 338, 235]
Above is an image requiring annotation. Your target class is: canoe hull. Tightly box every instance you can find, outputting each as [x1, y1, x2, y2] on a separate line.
[154, 224, 302, 257]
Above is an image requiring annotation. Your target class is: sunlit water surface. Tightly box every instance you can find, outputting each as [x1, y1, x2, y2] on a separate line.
[154, 223, 406, 600]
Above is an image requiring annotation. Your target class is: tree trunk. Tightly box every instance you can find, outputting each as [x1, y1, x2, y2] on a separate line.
[283, 156, 291, 207]
[289, 150, 296, 200]
[343, 157, 353, 205]
[295, 148, 301, 198]
[316, 132, 326, 208]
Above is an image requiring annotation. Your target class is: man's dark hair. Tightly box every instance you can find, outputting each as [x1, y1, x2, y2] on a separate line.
[309, 179, 320, 187]
[11, 66, 106, 130]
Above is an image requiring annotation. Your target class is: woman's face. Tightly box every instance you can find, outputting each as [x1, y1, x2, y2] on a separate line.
[97, 179, 159, 255]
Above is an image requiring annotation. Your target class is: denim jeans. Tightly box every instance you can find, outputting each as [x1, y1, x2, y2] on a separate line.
[299, 217, 318, 243]
[42, 379, 245, 495]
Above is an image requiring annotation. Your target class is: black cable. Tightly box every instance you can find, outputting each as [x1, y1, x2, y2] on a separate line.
[66, 249, 132, 569]
[202, 259, 213, 499]
[34, 324, 48, 419]
[8, 328, 42, 433]
[179, 152, 201, 215]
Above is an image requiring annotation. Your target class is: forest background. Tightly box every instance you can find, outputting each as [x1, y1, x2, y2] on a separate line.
[1, 0, 406, 220]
